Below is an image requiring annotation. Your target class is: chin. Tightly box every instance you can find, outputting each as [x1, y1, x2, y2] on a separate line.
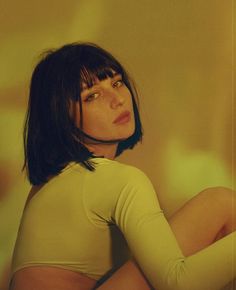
[87, 126, 135, 141]
[119, 130, 135, 140]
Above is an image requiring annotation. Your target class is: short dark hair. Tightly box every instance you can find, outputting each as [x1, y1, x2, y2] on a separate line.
[23, 42, 143, 185]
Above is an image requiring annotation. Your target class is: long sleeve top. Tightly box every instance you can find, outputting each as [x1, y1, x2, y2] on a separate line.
[11, 157, 236, 290]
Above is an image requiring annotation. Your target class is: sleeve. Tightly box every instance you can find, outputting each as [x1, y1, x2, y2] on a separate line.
[112, 167, 236, 290]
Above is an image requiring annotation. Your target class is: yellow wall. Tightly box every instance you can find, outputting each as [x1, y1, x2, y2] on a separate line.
[0, 1, 234, 288]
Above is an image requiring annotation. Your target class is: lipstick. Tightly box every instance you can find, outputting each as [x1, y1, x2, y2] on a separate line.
[113, 111, 131, 124]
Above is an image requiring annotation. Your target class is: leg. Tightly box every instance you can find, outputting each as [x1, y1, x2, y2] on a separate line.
[10, 267, 97, 290]
[95, 260, 154, 290]
[97, 187, 236, 289]
[169, 186, 236, 256]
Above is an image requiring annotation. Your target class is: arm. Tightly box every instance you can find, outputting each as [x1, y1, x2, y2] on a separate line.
[96, 186, 236, 290]
[108, 168, 236, 290]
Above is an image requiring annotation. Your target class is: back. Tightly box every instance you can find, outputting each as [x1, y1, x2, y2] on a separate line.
[11, 158, 131, 284]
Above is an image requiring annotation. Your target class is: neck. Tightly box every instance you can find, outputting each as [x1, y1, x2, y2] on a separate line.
[84, 143, 118, 160]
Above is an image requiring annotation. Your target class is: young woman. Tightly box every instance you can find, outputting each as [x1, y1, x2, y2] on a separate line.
[10, 42, 236, 290]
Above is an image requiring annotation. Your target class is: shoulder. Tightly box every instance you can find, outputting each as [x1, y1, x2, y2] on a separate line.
[91, 158, 150, 181]
[86, 158, 155, 194]
[83, 158, 158, 223]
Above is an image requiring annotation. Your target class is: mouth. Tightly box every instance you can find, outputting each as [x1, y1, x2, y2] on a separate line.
[113, 111, 131, 124]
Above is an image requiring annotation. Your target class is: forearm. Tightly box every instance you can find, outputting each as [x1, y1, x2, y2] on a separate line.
[95, 188, 236, 290]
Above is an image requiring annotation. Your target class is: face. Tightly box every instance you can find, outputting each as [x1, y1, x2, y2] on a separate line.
[75, 73, 135, 143]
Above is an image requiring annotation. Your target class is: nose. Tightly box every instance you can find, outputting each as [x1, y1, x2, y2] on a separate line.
[109, 89, 125, 109]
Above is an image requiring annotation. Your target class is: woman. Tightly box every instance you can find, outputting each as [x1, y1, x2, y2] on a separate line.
[10, 42, 236, 290]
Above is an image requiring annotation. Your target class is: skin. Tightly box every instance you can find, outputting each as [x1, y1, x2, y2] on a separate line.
[11, 187, 236, 290]
[96, 187, 236, 290]
[76, 73, 135, 159]
[10, 75, 236, 290]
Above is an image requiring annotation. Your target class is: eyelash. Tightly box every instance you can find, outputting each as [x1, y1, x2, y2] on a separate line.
[84, 79, 124, 102]
[85, 93, 99, 102]
[112, 79, 123, 88]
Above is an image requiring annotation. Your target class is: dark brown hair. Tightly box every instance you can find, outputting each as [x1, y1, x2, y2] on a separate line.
[23, 42, 143, 185]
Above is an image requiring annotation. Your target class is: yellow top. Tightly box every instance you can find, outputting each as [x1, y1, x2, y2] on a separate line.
[11, 158, 236, 290]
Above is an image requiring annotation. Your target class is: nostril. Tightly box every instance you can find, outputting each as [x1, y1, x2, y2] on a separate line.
[110, 93, 125, 108]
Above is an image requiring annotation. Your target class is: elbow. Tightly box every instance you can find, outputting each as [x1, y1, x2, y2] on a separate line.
[163, 260, 193, 290]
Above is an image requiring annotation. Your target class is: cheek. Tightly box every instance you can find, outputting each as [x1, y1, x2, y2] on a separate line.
[82, 109, 106, 131]
[72, 101, 101, 129]
[72, 103, 94, 130]
[126, 90, 134, 108]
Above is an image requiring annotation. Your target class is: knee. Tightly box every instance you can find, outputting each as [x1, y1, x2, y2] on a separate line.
[199, 186, 235, 199]
[204, 187, 236, 234]
[199, 186, 235, 215]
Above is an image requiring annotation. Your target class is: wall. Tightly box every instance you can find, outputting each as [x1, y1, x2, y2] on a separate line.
[0, 1, 234, 288]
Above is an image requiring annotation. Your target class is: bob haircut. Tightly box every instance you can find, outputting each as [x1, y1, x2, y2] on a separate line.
[23, 42, 143, 185]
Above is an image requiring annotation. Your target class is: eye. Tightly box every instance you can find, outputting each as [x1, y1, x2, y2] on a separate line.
[113, 79, 124, 88]
[84, 92, 99, 102]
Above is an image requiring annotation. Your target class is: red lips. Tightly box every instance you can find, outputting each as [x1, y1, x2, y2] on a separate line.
[113, 111, 131, 124]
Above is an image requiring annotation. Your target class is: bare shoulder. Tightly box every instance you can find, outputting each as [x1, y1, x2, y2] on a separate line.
[10, 266, 97, 290]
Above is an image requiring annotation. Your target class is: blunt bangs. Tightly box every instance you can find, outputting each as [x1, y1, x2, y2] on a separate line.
[77, 46, 124, 90]
[80, 66, 121, 90]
